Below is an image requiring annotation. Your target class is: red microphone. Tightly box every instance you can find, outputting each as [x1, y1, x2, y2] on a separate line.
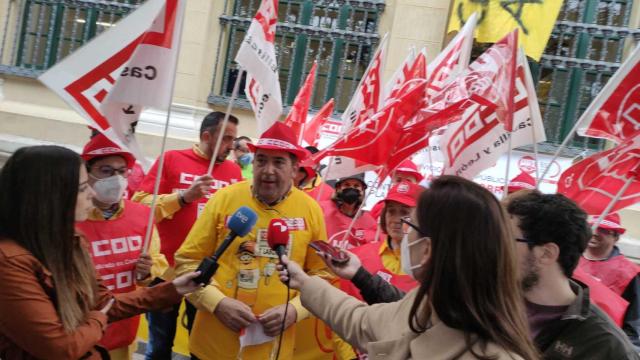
[267, 219, 289, 261]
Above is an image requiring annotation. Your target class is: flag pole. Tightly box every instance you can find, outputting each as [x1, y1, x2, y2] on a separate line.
[427, 141, 436, 180]
[590, 166, 639, 232]
[339, 166, 384, 246]
[537, 120, 582, 189]
[141, 1, 188, 257]
[531, 119, 541, 185]
[502, 133, 513, 199]
[208, 67, 245, 175]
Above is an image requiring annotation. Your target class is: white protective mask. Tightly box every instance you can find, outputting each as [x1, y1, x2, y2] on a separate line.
[400, 232, 427, 279]
[91, 174, 128, 204]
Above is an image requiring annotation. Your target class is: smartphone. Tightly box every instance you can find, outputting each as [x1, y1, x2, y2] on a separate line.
[309, 241, 350, 264]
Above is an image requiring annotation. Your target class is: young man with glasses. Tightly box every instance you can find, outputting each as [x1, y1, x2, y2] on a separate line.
[77, 133, 169, 360]
[577, 212, 640, 348]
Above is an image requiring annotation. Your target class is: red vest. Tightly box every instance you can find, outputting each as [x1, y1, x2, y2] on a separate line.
[319, 200, 377, 250]
[572, 266, 629, 327]
[578, 255, 640, 295]
[340, 241, 418, 302]
[138, 149, 242, 265]
[75, 200, 150, 350]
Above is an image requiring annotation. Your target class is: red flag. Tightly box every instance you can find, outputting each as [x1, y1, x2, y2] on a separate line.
[303, 98, 334, 147]
[384, 31, 519, 173]
[284, 62, 317, 144]
[578, 44, 640, 143]
[341, 34, 389, 132]
[385, 50, 427, 103]
[309, 79, 427, 167]
[558, 133, 640, 215]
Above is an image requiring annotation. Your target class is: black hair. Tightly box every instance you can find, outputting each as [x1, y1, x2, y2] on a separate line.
[234, 136, 252, 149]
[305, 146, 319, 154]
[200, 112, 239, 135]
[507, 192, 591, 278]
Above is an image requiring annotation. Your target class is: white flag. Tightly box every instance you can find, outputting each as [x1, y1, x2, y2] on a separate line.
[382, 46, 416, 105]
[441, 48, 546, 179]
[340, 33, 389, 133]
[235, 0, 283, 135]
[425, 12, 477, 101]
[39, 0, 186, 168]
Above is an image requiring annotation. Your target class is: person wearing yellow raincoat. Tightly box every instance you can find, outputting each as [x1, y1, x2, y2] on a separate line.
[175, 122, 333, 360]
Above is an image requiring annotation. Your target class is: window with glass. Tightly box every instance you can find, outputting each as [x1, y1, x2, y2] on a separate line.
[0, 0, 143, 77]
[209, 0, 385, 113]
[533, 0, 635, 154]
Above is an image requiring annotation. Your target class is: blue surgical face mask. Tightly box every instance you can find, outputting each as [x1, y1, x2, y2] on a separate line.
[238, 153, 253, 166]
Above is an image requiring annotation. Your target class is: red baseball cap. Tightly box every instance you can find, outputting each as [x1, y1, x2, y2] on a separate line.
[81, 133, 136, 168]
[248, 122, 308, 161]
[507, 171, 536, 194]
[384, 181, 422, 207]
[393, 160, 424, 183]
[592, 213, 626, 234]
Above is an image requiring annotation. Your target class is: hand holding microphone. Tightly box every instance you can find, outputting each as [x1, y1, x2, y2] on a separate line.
[267, 219, 310, 290]
[194, 206, 258, 285]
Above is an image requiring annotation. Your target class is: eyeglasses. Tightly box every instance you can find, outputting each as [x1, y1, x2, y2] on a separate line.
[401, 217, 423, 236]
[596, 228, 617, 236]
[515, 237, 535, 245]
[92, 165, 131, 179]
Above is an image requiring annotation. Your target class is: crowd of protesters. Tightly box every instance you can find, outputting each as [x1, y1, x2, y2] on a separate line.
[1, 112, 640, 360]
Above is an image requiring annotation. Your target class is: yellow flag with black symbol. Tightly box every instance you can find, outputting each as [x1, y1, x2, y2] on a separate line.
[447, 0, 563, 61]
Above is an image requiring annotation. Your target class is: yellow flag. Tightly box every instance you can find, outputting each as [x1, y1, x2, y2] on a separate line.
[447, 0, 563, 61]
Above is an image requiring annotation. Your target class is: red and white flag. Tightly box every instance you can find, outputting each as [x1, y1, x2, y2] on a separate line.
[578, 44, 640, 143]
[235, 0, 283, 134]
[303, 98, 334, 147]
[283, 62, 316, 144]
[341, 33, 389, 132]
[39, 0, 186, 167]
[310, 78, 427, 168]
[425, 12, 477, 101]
[436, 36, 541, 180]
[383, 47, 416, 105]
[558, 132, 640, 215]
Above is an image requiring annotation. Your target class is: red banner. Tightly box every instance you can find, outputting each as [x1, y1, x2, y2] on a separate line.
[284, 62, 317, 144]
[558, 133, 640, 215]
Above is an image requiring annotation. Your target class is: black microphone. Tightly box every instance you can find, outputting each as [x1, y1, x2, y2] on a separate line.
[194, 206, 258, 285]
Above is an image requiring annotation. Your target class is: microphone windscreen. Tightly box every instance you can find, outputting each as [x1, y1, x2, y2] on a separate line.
[267, 218, 290, 250]
[227, 206, 258, 237]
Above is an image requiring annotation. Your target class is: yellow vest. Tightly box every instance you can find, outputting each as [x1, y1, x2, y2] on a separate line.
[174, 181, 332, 360]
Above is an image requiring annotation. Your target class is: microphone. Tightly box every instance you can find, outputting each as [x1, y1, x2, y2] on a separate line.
[194, 206, 258, 285]
[267, 219, 290, 261]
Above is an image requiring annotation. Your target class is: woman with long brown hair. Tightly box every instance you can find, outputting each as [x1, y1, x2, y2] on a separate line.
[0, 146, 200, 359]
[278, 176, 539, 359]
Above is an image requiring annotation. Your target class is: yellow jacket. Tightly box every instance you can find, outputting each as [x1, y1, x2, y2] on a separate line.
[174, 181, 332, 360]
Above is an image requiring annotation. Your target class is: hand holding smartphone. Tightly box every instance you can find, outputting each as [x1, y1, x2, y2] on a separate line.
[309, 241, 350, 264]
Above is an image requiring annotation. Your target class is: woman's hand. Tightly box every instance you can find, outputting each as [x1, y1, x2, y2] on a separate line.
[277, 255, 310, 290]
[318, 249, 361, 280]
[172, 271, 203, 295]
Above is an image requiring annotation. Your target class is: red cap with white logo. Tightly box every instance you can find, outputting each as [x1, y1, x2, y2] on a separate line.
[507, 171, 536, 194]
[81, 133, 136, 168]
[592, 213, 626, 234]
[384, 181, 422, 207]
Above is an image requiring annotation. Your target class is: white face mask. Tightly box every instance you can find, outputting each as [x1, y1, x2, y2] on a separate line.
[91, 174, 127, 205]
[401, 232, 427, 280]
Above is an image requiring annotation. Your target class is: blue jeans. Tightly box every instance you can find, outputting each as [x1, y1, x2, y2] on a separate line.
[145, 301, 196, 360]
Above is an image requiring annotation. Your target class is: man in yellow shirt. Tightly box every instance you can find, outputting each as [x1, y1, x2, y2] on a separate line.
[174, 122, 332, 360]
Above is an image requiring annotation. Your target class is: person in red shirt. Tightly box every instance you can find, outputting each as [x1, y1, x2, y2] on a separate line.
[76, 134, 169, 359]
[132, 111, 242, 359]
[577, 213, 640, 348]
[319, 173, 377, 250]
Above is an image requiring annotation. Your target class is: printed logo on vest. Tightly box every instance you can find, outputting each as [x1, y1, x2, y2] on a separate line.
[91, 236, 142, 257]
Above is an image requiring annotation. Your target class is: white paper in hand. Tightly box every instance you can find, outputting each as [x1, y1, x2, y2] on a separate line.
[239, 322, 274, 349]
